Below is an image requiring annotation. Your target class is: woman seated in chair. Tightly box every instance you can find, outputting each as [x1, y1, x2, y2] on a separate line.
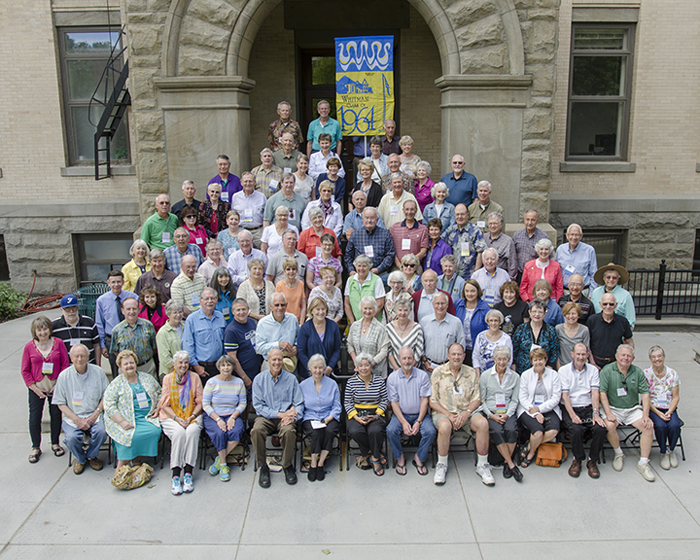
[299, 354, 342, 481]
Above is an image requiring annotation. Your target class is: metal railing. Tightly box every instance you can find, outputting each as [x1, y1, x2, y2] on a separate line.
[628, 260, 700, 319]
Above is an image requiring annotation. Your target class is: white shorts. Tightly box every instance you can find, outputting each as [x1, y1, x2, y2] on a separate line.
[609, 405, 643, 426]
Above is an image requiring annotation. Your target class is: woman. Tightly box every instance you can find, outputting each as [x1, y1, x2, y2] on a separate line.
[210, 266, 235, 324]
[438, 254, 465, 304]
[352, 159, 383, 208]
[422, 182, 454, 234]
[157, 350, 203, 495]
[472, 309, 513, 376]
[413, 160, 435, 213]
[306, 233, 342, 290]
[520, 238, 563, 302]
[347, 296, 390, 379]
[21, 316, 70, 463]
[180, 206, 208, 257]
[386, 293, 424, 370]
[344, 353, 389, 476]
[512, 299, 559, 374]
[314, 157, 346, 203]
[307, 266, 343, 323]
[344, 255, 386, 324]
[300, 354, 342, 481]
[156, 300, 184, 381]
[261, 206, 298, 256]
[198, 182, 231, 238]
[202, 355, 246, 482]
[302, 181, 343, 237]
[138, 284, 168, 332]
[644, 345, 682, 470]
[424, 218, 452, 275]
[479, 346, 523, 481]
[384, 271, 409, 323]
[455, 280, 490, 366]
[532, 279, 565, 327]
[293, 154, 315, 204]
[555, 302, 590, 367]
[398, 135, 421, 179]
[236, 258, 275, 321]
[494, 281, 529, 336]
[217, 210, 242, 261]
[122, 239, 151, 292]
[297, 208, 342, 260]
[104, 350, 162, 469]
[298, 298, 342, 378]
[401, 254, 422, 294]
[276, 258, 306, 325]
[517, 348, 562, 468]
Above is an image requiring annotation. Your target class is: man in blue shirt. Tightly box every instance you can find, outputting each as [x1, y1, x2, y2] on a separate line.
[342, 190, 385, 241]
[182, 287, 226, 381]
[163, 228, 204, 272]
[208, 155, 242, 204]
[306, 100, 342, 156]
[224, 298, 262, 389]
[555, 223, 598, 291]
[256, 293, 299, 362]
[441, 154, 478, 207]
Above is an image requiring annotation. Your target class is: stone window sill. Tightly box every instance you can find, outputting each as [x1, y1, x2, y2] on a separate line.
[60, 166, 136, 177]
[559, 162, 636, 173]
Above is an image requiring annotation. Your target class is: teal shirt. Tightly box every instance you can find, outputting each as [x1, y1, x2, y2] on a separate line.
[141, 212, 179, 250]
[600, 362, 649, 409]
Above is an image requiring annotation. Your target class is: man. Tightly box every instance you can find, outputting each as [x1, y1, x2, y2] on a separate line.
[52, 294, 100, 365]
[599, 344, 655, 482]
[588, 293, 634, 369]
[356, 136, 388, 183]
[419, 292, 465, 373]
[343, 190, 386, 240]
[163, 227, 204, 272]
[52, 344, 109, 474]
[251, 148, 283, 198]
[512, 209, 548, 281]
[468, 181, 504, 231]
[273, 132, 304, 173]
[411, 269, 455, 322]
[170, 255, 207, 317]
[380, 118, 400, 155]
[224, 298, 261, 389]
[381, 154, 410, 193]
[558, 273, 594, 325]
[268, 101, 304, 151]
[590, 263, 636, 328]
[442, 154, 477, 207]
[140, 193, 178, 250]
[306, 99, 342, 156]
[208, 155, 242, 203]
[263, 172, 306, 231]
[345, 207, 395, 276]
[251, 348, 304, 487]
[227, 230, 267, 288]
[390, 199, 429, 269]
[255, 293, 300, 363]
[377, 173, 423, 229]
[386, 347, 436, 475]
[135, 248, 178, 302]
[266, 229, 308, 284]
[231, 171, 266, 248]
[555, 224, 598, 292]
[559, 343, 607, 479]
[484, 212, 517, 280]
[471, 248, 510, 306]
[95, 270, 137, 376]
[443, 203, 486, 280]
[171, 180, 202, 218]
[182, 287, 226, 381]
[197, 239, 227, 284]
[431, 343, 494, 486]
[109, 297, 157, 376]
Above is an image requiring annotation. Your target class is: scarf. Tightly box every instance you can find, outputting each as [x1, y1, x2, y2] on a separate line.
[319, 199, 333, 219]
[170, 371, 195, 422]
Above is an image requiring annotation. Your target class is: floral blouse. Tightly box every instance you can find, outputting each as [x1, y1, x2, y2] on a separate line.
[644, 366, 680, 409]
[104, 372, 161, 447]
[198, 200, 231, 238]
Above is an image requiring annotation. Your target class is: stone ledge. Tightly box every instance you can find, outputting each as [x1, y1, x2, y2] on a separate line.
[550, 194, 700, 214]
[572, 7, 639, 23]
[559, 161, 636, 173]
[60, 166, 135, 177]
[0, 199, 139, 219]
[435, 74, 533, 90]
[153, 76, 256, 91]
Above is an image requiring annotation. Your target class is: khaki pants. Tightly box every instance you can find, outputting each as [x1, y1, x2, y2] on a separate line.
[251, 416, 297, 468]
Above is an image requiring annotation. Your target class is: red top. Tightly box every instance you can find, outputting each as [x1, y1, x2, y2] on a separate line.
[21, 338, 70, 387]
[297, 227, 341, 260]
[138, 304, 168, 332]
[185, 224, 209, 258]
[520, 259, 564, 302]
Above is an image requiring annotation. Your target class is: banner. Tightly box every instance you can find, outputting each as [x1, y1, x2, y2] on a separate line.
[335, 36, 394, 137]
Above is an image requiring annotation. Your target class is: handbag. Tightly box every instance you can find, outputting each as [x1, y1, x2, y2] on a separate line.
[111, 463, 154, 490]
[535, 442, 567, 467]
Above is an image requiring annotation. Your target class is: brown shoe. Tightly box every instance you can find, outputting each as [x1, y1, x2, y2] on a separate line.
[89, 458, 103, 471]
[587, 459, 600, 479]
[73, 460, 85, 475]
[568, 458, 581, 478]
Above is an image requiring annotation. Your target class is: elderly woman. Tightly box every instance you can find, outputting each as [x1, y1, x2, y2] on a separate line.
[180, 206, 209, 257]
[424, 218, 452, 275]
[401, 254, 422, 294]
[306, 232, 342, 290]
[302, 180, 343, 237]
[156, 300, 184, 380]
[494, 281, 529, 336]
[517, 348, 562, 468]
[480, 346, 523, 481]
[422, 182, 455, 234]
[556, 302, 591, 367]
[298, 297, 341, 378]
[307, 266, 343, 323]
[532, 279, 564, 327]
[386, 293, 424, 370]
[236, 258, 275, 321]
[22, 316, 70, 463]
[512, 299, 559, 374]
[261, 206, 299, 256]
[413, 160, 435, 212]
[300, 354, 342, 481]
[293, 154, 315, 204]
[644, 345, 682, 470]
[520, 238, 563, 302]
[138, 283, 167, 333]
[384, 270, 409, 323]
[455, 280, 490, 366]
[297, 207, 342, 260]
[352, 159, 383, 208]
[211, 266, 234, 324]
[472, 309, 513, 376]
[122, 239, 151, 292]
[344, 255, 386, 324]
[202, 355, 246, 482]
[276, 258, 306, 325]
[344, 353, 389, 475]
[157, 350, 203, 495]
[347, 296, 391, 379]
[198, 182, 231, 238]
[398, 135, 421, 179]
[438, 254, 465, 304]
[104, 349, 162, 469]
[217, 210, 242, 261]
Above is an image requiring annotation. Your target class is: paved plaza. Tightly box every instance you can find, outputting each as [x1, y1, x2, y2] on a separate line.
[2, 313, 699, 559]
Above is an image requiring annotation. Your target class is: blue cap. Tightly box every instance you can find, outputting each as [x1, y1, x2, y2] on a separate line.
[60, 294, 79, 308]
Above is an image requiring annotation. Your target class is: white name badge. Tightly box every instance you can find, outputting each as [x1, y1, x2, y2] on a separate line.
[162, 232, 171, 243]
[495, 393, 507, 412]
[401, 238, 411, 251]
[283, 167, 292, 174]
[316, 247, 322, 258]
[565, 264, 576, 274]
[72, 391, 84, 407]
[195, 237, 203, 244]
[221, 191, 229, 202]
[534, 394, 546, 406]
[477, 221, 486, 229]
[269, 179, 279, 191]
[460, 241, 471, 257]
[136, 392, 149, 409]
[42, 362, 54, 376]
[222, 307, 230, 318]
[617, 387, 627, 397]
[244, 208, 253, 223]
[364, 245, 374, 258]
[69, 338, 80, 348]
[191, 294, 200, 307]
[484, 294, 495, 307]
[530, 344, 542, 352]
[657, 397, 668, 408]
[453, 386, 464, 395]
[390, 205, 399, 216]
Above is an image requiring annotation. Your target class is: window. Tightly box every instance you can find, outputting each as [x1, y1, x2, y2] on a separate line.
[57, 27, 130, 166]
[75, 234, 133, 285]
[566, 25, 634, 160]
[583, 229, 626, 268]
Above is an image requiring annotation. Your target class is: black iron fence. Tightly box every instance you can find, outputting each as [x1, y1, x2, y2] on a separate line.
[628, 260, 700, 319]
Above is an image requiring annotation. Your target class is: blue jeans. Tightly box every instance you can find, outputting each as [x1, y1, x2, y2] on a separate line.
[387, 413, 436, 463]
[63, 419, 107, 464]
[649, 409, 682, 454]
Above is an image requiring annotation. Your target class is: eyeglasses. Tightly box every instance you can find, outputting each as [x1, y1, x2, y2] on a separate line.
[452, 161, 464, 165]
[404, 263, 416, 268]
[601, 302, 616, 307]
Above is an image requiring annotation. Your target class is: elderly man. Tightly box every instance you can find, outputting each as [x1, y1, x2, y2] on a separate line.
[231, 171, 266, 247]
[256, 293, 300, 363]
[419, 292, 465, 373]
[441, 154, 477, 207]
[512, 209, 548, 281]
[590, 263, 636, 328]
[273, 132, 304, 173]
[224, 298, 261, 389]
[390, 199, 429, 269]
[197, 239, 227, 284]
[343, 191, 386, 240]
[381, 154, 411, 193]
[443, 203, 486, 280]
[135, 248, 178, 302]
[380, 118, 400, 155]
[227, 230, 267, 288]
[252, 348, 304, 487]
[411, 269, 455, 322]
[387, 347, 436, 476]
[468, 181, 504, 230]
[182, 287, 226, 381]
[588, 293, 634, 369]
[345, 207, 395, 276]
[141, 193, 178, 250]
[171, 255, 207, 317]
[471, 248, 510, 306]
[208, 155, 242, 203]
[555, 224, 598, 292]
[95, 270, 137, 376]
[269, 101, 304, 151]
[559, 343, 607, 478]
[52, 294, 100, 365]
[252, 148, 283, 198]
[306, 99, 342, 156]
[263, 174, 306, 231]
[485, 212, 517, 280]
[378, 173, 423, 229]
[266, 229, 308, 284]
[164, 227, 204, 272]
[599, 344, 655, 482]
[431, 343, 494, 486]
[356, 136, 389, 183]
[52, 344, 109, 474]
[558, 273, 594, 325]
[171, 180, 202, 218]
[109, 297, 157, 375]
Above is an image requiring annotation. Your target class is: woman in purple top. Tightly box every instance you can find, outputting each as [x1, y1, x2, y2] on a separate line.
[413, 161, 435, 213]
[423, 218, 452, 276]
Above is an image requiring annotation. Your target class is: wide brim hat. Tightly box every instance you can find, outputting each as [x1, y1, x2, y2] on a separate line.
[594, 262, 629, 286]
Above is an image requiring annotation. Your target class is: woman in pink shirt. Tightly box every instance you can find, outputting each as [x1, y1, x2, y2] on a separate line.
[180, 206, 209, 258]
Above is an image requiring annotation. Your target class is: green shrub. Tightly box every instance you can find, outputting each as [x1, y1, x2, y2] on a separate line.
[0, 282, 26, 320]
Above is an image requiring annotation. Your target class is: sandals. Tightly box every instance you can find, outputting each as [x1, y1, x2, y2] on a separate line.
[28, 448, 42, 464]
[355, 455, 371, 470]
[370, 457, 384, 476]
[379, 454, 387, 467]
[412, 459, 428, 476]
[395, 462, 407, 476]
[519, 446, 533, 468]
[52, 445, 65, 457]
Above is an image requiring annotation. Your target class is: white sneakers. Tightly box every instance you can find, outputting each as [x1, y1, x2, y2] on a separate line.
[433, 463, 447, 485]
[661, 450, 679, 470]
[475, 463, 495, 486]
[637, 461, 656, 482]
[171, 476, 183, 495]
[669, 450, 679, 468]
[612, 453, 625, 472]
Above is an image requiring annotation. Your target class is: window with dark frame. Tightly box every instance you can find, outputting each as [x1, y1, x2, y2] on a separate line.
[75, 233, 133, 285]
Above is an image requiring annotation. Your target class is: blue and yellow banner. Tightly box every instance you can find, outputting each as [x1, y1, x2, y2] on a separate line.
[335, 36, 394, 136]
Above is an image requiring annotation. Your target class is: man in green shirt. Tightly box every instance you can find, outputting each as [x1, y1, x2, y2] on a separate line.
[141, 193, 179, 250]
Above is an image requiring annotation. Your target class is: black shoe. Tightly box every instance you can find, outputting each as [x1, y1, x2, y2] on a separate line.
[316, 465, 325, 481]
[258, 464, 271, 488]
[503, 465, 513, 479]
[511, 466, 524, 482]
[307, 465, 317, 482]
[284, 465, 297, 485]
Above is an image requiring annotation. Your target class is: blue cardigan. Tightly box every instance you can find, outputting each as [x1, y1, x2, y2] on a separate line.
[454, 298, 490, 348]
[297, 318, 341, 379]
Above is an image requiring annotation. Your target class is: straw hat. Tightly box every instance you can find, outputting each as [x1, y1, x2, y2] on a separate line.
[594, 262, 629, 286]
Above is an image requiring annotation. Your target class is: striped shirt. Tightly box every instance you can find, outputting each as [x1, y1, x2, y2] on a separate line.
[386, 321, 424, 364]
[51, 316, 99, 363]
[344, 374, 389, 420]
[203, 377, 246, 417]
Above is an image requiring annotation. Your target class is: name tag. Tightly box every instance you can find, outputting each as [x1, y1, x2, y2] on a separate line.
[222, 307, 230, 319]
[221, 192, 229, 202]
[495, 393, 507, 413]
[269, 179, 279, 191]
[484, 294, 495, 307]
[617, 387, 627, 397]
[477, 221, 486, 229]
[657, 396, 668, 408]
[390, 205, 399, 216]
[191, 294, 200, 307]
[69, 337, 80, 348]
[460, 241, 470, 257]
[136, 392, 149, 409]
[565, 264, 576, 274]
[195, 237, 203, 244]
[162, 232, 171, 243]
[283, 167, 292, 174]
[364, 245, 374, 258]
[72, 391, 84, 407]
[530, 344, 542, 352]
[244, 208, 253, 223]
[534, 394, 545, 406]
[42, 362, 54, 376]
[316, 247, 322, 258]
[453, 386, 463, 395]
[401, 238, 411, 251]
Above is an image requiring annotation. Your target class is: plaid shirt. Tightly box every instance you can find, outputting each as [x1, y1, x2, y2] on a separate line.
[268, 118, 304, 151]
[251, 164, 283, 198]
[345, 226, 396, 273]
[163, 244, 204, 272]
[443, 222, 487, 279]
[485, 231, 518, 280]
[109, 318, 156, 365]
[512, 227, 548, 274]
